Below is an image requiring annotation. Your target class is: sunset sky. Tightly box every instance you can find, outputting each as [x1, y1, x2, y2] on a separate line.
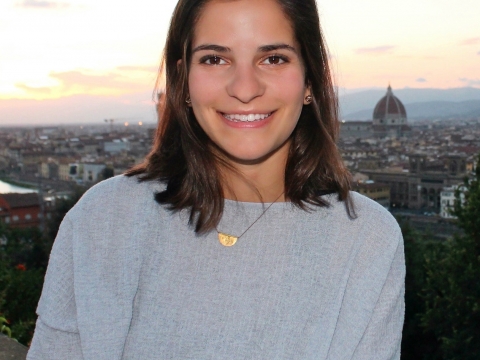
[1, 0, 479, 102]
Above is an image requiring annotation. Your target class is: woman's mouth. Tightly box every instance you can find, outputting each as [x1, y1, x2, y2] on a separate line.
[221, 112, 273, 122]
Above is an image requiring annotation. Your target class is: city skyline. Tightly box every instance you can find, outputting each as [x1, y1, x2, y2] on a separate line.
[1, 0, 479, 124]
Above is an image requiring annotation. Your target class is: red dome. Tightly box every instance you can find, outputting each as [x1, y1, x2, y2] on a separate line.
[373, 85, 407, 120]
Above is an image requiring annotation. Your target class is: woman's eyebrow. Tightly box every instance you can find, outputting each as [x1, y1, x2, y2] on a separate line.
[192, 44, 231, 54]
[192, 43, 297, 54]
[258, 43, 297, 53]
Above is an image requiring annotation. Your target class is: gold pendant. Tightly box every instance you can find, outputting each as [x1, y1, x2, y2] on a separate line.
[218, 232, 238, 247]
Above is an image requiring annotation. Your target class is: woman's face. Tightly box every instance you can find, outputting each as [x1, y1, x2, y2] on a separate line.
[188, 0, 310, 166]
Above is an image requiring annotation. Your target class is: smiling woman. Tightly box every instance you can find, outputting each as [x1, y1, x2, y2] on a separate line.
[27, 0, 405, 359]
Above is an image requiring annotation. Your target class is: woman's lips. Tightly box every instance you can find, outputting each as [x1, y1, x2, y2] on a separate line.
[219, 111, 275, 128]
[221, 112, 273, 122]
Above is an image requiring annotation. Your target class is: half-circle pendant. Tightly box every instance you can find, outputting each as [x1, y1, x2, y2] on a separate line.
[218, 232, 238, 247]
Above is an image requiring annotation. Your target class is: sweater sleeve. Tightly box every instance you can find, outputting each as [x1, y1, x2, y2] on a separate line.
[352, 232, 405, 360]
[27, 215, 84, 360]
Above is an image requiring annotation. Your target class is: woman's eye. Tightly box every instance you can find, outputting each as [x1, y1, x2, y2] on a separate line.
[262, 55, 287, 65]
[202, 56, 226, 65]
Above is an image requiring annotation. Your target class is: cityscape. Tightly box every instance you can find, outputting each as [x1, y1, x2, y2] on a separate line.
[1, 98, 479, 358]
[1, 85, 479, 239]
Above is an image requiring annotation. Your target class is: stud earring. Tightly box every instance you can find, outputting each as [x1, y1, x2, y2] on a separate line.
[305, 95, 313, 104]
[185, 96, 191, 105]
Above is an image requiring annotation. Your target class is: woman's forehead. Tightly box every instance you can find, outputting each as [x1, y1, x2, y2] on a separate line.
[192, 0, 295, 49]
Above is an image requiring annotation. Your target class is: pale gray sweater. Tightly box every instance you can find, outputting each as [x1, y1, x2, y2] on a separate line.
[27, 175, 405, 359]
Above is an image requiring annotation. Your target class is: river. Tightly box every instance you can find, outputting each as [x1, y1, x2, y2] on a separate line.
[0, 179, 38, 194]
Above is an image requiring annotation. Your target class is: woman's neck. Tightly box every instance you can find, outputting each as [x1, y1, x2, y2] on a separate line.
[220, 145, 288, 203]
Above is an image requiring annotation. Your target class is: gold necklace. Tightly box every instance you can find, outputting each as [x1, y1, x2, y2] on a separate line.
[216, 192, 284, 247]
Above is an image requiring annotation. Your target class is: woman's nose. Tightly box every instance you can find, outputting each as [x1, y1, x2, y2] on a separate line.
[226, 63, 265, 104]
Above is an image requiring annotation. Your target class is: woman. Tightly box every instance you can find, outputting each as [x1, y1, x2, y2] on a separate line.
[28, 0, 405, 359]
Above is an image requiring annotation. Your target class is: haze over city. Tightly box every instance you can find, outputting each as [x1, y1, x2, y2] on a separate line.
[1, 0, 479, 125]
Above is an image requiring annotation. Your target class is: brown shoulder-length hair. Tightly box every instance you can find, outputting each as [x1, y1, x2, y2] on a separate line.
[126, 0, 354, 233]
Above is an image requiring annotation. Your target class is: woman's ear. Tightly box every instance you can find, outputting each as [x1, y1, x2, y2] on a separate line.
[303, 87, 312, 105]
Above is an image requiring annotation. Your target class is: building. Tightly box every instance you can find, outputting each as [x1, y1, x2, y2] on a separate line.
[82, 163, 106, 183]
[58, 161, 81, 181]
[0, 192, 41, 228]
[372, 85, 411, 138]
[440, 185, 466, 219]
[353, 181, 391, 209]
[340, 121, 373, 139]
[340, 85, 411, 140]
[362, 154, 467, 213]
[104, 140, 130, 154]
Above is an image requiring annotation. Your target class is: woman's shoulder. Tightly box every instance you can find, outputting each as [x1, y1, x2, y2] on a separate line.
[323, 191, 402, 250]
[349, 191, 400, 232]
[347, 191, 402, 253]
[67, 175, 165, 222]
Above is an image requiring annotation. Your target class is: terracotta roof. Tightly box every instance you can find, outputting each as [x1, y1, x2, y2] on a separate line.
[0, 193, 40, 208]
[373, 85, 407, 119]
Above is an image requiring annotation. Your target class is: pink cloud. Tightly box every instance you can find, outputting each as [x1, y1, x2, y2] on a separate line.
[116, 65, 158, 73]
[14, 69, 149, 96]
[355, 46, 396, 55]
[460, 37, 480, 45]
[16, 0, 70, 8]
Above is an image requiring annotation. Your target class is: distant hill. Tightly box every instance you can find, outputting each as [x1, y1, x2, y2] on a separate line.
[0, 92, 158, 126]
[2, 86, 480, 125]
[344, 99, 480, 121]
[339, 87, 480, 120]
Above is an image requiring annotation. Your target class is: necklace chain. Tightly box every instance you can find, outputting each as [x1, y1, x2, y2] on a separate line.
[216, 192, 284, 246]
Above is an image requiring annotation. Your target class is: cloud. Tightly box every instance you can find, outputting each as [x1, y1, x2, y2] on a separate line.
[460, 37, 480, 46]
[15, 84, 52, 94]
[416, 78, 427, 83]
[459, 77, 480, 86]
[355, 46, 396, 55]
[16, 0, 70, 9]
[116, 65, 159, 73]
[15, 69, 148, 97]
[50, 70, 146, 92]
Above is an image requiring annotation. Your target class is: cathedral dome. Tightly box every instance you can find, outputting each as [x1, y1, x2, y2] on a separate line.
[373, 85, 407, 122]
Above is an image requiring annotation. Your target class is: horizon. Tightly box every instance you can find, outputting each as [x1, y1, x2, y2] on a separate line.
[2, 85, 480, 126]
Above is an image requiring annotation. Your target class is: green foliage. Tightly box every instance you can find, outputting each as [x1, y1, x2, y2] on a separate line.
[421, 154, 480, 359]
[0, 262, 42, 345]
[0, 187, 85, 346]
[1, 316, 12, 338]
[400, 222, 442, 359]
[46, 186, 85, 241]
[0, 224, 50, 270]
[100, 166, 114, 181]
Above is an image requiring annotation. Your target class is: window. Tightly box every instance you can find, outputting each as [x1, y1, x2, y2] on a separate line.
[5, 216, 10, 224]
[25, 214, 32, 220]
[12, 215, 19, 221]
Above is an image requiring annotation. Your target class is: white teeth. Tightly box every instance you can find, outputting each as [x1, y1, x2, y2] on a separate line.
[223, 113, 271, 122]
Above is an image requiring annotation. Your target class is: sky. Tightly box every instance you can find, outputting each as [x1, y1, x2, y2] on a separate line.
[0, 0, 479, 123]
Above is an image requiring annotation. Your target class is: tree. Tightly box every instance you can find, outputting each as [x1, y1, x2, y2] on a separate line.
[0, 225, 46, 345]
[0, 186, 86, 345]
[100, 166, 114, 181]
[46, 185, 85, 241]
[421, 154, 480, 359]
[400, 222, 441, 359]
